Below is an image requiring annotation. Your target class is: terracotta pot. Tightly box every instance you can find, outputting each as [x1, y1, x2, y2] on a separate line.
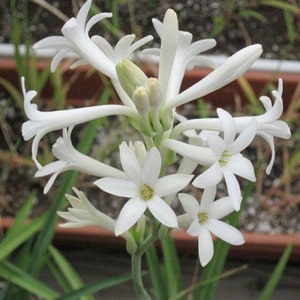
[1, 216, 300, 261]
[1, 58, 299, 108]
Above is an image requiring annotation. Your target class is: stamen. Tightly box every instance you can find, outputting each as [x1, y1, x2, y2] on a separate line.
[219, 149, 231, 166]
[140, 184, 154, 201]
[198, 212, 208, 224]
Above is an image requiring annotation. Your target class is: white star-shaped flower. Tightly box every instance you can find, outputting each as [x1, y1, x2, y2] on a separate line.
[95, 142, 193, 236]
[193, 109, 257, 210]
[178, 186, 244, 267]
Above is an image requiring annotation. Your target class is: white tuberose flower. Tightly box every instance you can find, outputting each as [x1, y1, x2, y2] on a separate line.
[144, 9, 217, 103]
[57, 188, 137, 252]
[178, 186, 244, 267]
[58, 188, 116, 230]
[193, 109, 257, 210]
[234, 79, 291, 174]
[95, 142, 193, 236]
[33, 0, 152, 79]
[35, 127, 125, 194]
[21, 77, 135, 168]
[33, 0, 115, 77]
[165, 109, 257, 211]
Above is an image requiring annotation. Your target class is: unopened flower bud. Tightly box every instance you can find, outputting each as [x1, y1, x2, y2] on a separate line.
[132, 87, 150, 115]
[116, 59, 148, 98]
[145, 78, 162, 111]
[145, 78, 164, 133]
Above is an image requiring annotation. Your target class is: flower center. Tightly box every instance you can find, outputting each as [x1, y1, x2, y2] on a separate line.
[140, 184, 154, 201]
[198, 212, 208, 224]
[219, 149, 231, 166]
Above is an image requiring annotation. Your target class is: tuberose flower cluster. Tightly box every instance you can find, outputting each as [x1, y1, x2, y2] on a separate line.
[22, 0, 291, 266]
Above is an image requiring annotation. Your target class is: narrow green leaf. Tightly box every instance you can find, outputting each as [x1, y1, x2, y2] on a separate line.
[0, 77, 23, 109]
[111, 0, 120, 32]
[0, 261, 60, 299]
[161, 236, 183, 299]
[210, 15, 226, 37]
[145, 244, 167, 300]
[259, 243, 294, 300]
[259, 0, 300, 14]
[239, 9, 267, 22]
[283, 10, 297, 43]
[3, 193, 36, 240]
[56, 274, 132, 300]
[0, 214, 47, 262]
[172, 264, 248, 300]
[48, 245, 94, 300]
[237, 76, 262, 114]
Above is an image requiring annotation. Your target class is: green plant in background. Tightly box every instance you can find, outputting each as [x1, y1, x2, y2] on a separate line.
[210, 0, 300, 60]
[0, 0, 297, 299]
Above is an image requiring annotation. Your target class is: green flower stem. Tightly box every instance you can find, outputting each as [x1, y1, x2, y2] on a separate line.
[131, 252, 151, 300]
[131, 228, 158, 299]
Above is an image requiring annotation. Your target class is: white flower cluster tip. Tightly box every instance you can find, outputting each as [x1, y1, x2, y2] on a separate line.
[22, 0, 291, 266]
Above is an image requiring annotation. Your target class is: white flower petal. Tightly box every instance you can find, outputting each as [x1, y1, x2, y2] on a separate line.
[187, 219, 202, 236]
[217, 108, 236, 146]
[94, 178, 138, 198]
[207, 219, 244, 245]
[91, 35, 113, 60]
[229, 119, 257, 154]
[114, 34, 136, 61]
[128, 35, 153, 55]
[259, 121, 291, 139]
[119, 142, 142, 184]
[86, 12, 112, 34]
[199, 185, 217, 211]
[162, 139, 216, 166]
[142, 147, 161, 187]
[210, 197, 235, 219]
[198, 227, 214, 267]
[33, 36, 70, 50]
[222, 167, 242, 211]
[51, 49, 69, 72]
[178, 193, 199, 218]
[155, 174, 193, 197]
[193, 162, 223, 188]
[177, 213, 193, 229]
[207, 133, 224, 158]
[169, 44, 262, 109]
[228, 154, 256, 181]
[115, 198, 147, 235]
[35, 160, 66, 177]
[158, 9, 179, 93]
[148, 196, 178, 228]
[258, 132, 275, 175]
[76, 0, 91, 28]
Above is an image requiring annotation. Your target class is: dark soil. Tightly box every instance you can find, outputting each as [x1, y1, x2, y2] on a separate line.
[1, 1, 300, 60]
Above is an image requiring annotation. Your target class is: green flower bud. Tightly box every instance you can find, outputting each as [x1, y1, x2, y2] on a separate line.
[116, 59, 148, 98]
